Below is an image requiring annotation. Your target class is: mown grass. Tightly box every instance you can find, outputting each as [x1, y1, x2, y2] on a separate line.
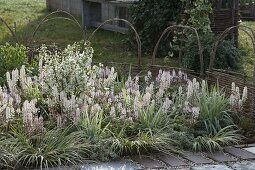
[0, 0, 176, 66]
[239, 21, 255, 77]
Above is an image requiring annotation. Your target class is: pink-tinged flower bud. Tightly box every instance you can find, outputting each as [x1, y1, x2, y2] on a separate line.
[110, 106, 116, 119]
[57, 115, 62, 127]
[191, 107, 200, 118]
[242, 86, 248, 102]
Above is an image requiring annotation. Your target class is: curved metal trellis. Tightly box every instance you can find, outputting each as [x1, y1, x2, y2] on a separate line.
[209, 25, 255, 84]
[0, 17, 19, 43]
[29, 10, 86, 46]
[87, 18, 142, 67]
[151, 25, 204, 77]
[207, 25, 255, 117]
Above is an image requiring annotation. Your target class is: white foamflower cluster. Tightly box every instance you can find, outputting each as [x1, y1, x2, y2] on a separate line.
[0, 66, 43, 135]
[1, 43, 192, 127]
[156, 69, 187, 89]
[187, 78, 200, 99]
[22, 99, 44, 135]
[183, 101, 200, 118]
[4, 43, 250, 133]
[39, 43, 95, 95]
[230, 82, 248, 110]
[0, 67, 30, 123]
[0, 87, 15, 122]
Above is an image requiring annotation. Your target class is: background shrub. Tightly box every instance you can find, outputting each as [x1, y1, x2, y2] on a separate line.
[0, 43, 27, 84]
[180, 34, 243, 72]
[130, 0, 184, 54]
[175, 0, 243, 72]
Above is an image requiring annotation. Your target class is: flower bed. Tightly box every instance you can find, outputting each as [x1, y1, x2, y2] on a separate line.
[0, 43, 250, 169]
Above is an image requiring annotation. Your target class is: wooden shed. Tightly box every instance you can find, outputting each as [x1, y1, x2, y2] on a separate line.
[46, 0, 83, 15]
[82, 0, 138, 33]
[210, 0, 240, 45]
[240, 0, 255, 20]
[46, 0, 240, 39]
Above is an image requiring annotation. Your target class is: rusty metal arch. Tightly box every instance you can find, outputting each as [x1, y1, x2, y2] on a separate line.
[87, 18, 142, 67]
[152, 25, 204, 77]
[0, 17, 19, 43]
[29, 10, 86, 46]
[209, 25, 255, 84]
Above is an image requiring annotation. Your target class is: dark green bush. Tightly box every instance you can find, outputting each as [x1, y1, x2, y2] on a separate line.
[180, 34, 243, 72]
[176, 0, 243, 72]
[130, 0, 184, 54]
[0, 43, 27, 84]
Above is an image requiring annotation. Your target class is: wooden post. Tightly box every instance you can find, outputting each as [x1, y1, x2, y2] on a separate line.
[216, 0, 222, 10]
[46, 0, 50, 10]
[233, 0, 239, 47]
[13, 22, 17, 34]
[82, 0, 91, 28]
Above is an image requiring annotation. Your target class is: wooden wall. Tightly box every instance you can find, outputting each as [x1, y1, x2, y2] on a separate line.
[46, 0, 83, 15]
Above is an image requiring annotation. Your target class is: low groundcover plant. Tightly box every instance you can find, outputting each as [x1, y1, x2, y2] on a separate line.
[0, 42, 248, 169]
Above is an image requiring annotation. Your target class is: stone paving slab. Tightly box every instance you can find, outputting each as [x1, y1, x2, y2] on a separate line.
[191, 164, 232, 170]
[80, 160, 140, 170]
[205, 151, 236, 162]
[132, 156, 165, 169]
[235, 144, 255, 148]
[244, 147, 255, 155]
[41, 166, 77, 170]
[182, 152, 213, 164]
[224, 146, 255, 160]
[234, 144, 249, 148]
[157, 153, 188, 167]
[41, 160, 140, 170]
[229, 161, 255, 170]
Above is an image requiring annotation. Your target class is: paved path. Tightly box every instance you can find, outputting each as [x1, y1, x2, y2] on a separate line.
[47, 144, 255, 170]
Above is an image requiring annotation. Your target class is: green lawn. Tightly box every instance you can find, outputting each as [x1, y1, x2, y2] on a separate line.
[0, 0, 175, 66]
[239, 21, 255, 77]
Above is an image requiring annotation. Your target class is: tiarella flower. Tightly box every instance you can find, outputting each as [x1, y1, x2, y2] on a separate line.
[242, 86, 248, 102]
[178, 86, 183, 96]
[108, 98, 112, 104]
[19, 65, 28, 90]
[120, 108, 126, 119]
[57, 115, 62, 127]
[238, 100, 243, 110]
[38, 116, 44, 132]
[183, 101, 192, 113]
[187, 81, 193, 98]
[6, 70, 18, 94]
[145, 71, 152, 84]
[142, 92, 151, 107]
[110, 106, 116, 118]
[231, 82, 236, 92]
[156, 88, 164, 101]
[201, 80, 206, 91]
[91, 104, 101, 114]
[230, 94, 235, 106]
[191, 107, 200, 118]
[145, 83, 154, 94]
[22, 100, 39, 134]
[162, 98, 172, 112]
[73, 108, 81, 125]
[117, 102, 123, 111]
[235, 87, 240, 100]
[229, 83, 247, 110]
[5, 106, 14, 122]
[172, 69, 176, 77]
